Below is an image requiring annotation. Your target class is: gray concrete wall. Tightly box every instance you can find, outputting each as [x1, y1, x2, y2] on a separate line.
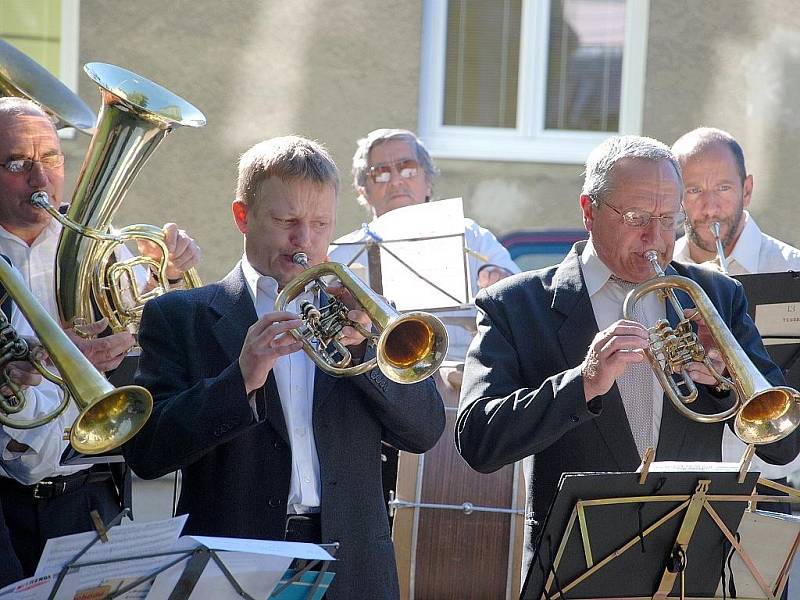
[646, 0, 800, 248]
[64, 0, 425, 282]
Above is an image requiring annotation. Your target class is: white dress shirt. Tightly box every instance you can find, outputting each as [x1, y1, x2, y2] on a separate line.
[329, 216, 521, 361]
[241, 256, 321, 513]
[0, 264, 81, 484]
[675, 211, 800, 477]
[580, 241, 665, 449]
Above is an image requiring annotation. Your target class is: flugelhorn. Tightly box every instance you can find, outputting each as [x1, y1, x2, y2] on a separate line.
[275, 253, 448, 384]
[710, 221, 730, 274]
[29, 63, 206, 334]
[0, 258, 152, 454]
[623, 250, 800, 444]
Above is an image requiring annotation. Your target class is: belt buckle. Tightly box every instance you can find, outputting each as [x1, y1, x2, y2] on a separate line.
[32, 480, 66, 499]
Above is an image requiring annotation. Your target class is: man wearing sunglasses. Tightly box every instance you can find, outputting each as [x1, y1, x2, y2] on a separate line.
[456, 135, 800, 583]
[0, 97, 201, 576]
[330, 128, 520, 356]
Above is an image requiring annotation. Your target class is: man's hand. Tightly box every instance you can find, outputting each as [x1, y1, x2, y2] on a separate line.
[137, 223, 201, 281]
[239, 312, 304, 395]
[65, 318, 134, 372]
[326, 285, 373, 349]
[477, 265, 513, 289]
[682, 308, 726, 385]
[581, 319, 650, 402]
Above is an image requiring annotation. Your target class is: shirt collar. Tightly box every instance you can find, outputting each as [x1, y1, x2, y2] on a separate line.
[580, 239, 614, 297]
[727, 211, 760, 273]
[240, 254, 280, 308]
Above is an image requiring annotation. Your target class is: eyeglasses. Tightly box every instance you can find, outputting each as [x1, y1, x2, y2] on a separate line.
[0, 154, 65, 174]
[598, 200, 685, 230]
[367, 158, 419, 184]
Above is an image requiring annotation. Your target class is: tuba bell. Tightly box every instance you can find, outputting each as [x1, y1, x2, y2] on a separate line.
[28, 62, 206, 334]
[623, 250, 800, 444]
[0, 37, 95, 133]
[0, 258, 152, 454]
[275, 253, 448, 384]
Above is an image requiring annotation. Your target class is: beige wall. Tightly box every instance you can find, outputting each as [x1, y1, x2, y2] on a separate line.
[62, 0, 800, 283]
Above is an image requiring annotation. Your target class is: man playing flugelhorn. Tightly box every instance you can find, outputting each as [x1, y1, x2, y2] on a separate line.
[124, 135, 444, 600]
[456, 135, 800, 580]
[0, 97, 199, 576]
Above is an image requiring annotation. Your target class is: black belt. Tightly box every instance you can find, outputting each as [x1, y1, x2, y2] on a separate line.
[284, 513, 321, 543]
[0, 468, 113, 500]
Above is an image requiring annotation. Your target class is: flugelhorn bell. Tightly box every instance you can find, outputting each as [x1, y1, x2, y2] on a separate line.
[0, 258, 152, 454]
[623, 250, 800, 444]
[275, 253, 448, 384]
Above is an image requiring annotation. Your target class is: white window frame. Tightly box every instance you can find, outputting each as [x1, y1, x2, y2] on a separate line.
[418, 0, 649, 164]
[58, 0, 82, 139]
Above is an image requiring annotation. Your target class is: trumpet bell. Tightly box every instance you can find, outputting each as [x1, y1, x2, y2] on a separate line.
[71, 386, 153, 455]
[735, 387, 800, 445]
[377, 313, 449, 384]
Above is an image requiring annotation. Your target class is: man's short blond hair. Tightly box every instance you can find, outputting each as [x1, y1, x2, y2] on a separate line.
[236, 135, 339, 208]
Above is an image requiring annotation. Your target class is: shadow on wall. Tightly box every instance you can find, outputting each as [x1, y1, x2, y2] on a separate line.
[500, 229, 588, 271]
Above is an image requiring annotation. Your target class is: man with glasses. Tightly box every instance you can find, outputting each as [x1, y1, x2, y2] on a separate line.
[0, 97, 201, 576]
[330, 128, 519, 339]
[456, 135, 800, 578]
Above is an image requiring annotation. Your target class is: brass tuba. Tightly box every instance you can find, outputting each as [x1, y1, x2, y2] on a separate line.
[0, 258, 152, 454]
[623, 250, 800, 444]
[0, 37, 95, 133]
[29, 62, 206, 334]
[275, 253, 448, 384]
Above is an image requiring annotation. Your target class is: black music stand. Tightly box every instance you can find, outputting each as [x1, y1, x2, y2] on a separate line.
[734, 271, 800, 389]
[521, 470, 762, 599]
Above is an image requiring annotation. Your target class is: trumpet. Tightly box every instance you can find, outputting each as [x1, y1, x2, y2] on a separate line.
[275, 253, 448, 384]
[0, 258, 152, 454]
[623, 250, 800, 444]
[709, 221, 730, 274]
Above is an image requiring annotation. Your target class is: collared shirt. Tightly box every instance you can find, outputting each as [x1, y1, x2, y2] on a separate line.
[0, 263, 81, 484]
[329, 216, 520, 361]
[241, 256, 321, 513]
[580, 240, 665, 449]
[674, 211, 800, 276]
[675, 212, 800, 477]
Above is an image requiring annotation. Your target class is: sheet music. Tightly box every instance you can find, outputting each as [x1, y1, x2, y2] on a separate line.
[330, 197, 469, 311]
[755, 301, 800, 337]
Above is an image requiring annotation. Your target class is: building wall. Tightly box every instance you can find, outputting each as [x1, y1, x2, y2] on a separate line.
[61, 0, 800, 283]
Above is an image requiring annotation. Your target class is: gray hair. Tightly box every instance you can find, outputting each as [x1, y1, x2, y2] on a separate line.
[671, 127, 747, 183]
[582, 135, 682, 204]
[0, 96, 51, 121]
[352, 128, 437, 205]
[236, 135, 339, 208]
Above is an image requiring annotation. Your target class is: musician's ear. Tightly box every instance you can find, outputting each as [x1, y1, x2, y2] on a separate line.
[232, 200, 248, 234]
[579, 194, 594, 232]
[742, 174, 753, 209]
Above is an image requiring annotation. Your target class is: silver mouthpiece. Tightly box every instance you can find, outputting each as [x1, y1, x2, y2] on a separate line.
[292, 253, 309, 267]
[30, 191, 50, 208]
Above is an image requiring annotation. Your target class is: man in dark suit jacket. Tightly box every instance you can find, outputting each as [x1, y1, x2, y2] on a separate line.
[456, 135, 800, 578]
[124, 136, 444, 600]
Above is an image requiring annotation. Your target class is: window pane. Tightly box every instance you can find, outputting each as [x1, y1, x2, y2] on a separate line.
[545, 0, 624, 132]
[0, 0, 62, 77]
[443, 0, 521, 128]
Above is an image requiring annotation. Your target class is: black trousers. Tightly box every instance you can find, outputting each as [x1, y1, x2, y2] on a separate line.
[0, 497, 23, 587]
[0, 469, 121, 577]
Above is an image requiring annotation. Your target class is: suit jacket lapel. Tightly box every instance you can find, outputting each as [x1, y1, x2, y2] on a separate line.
[552, 247, 639, 470]
[210, 263, 289, 445]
